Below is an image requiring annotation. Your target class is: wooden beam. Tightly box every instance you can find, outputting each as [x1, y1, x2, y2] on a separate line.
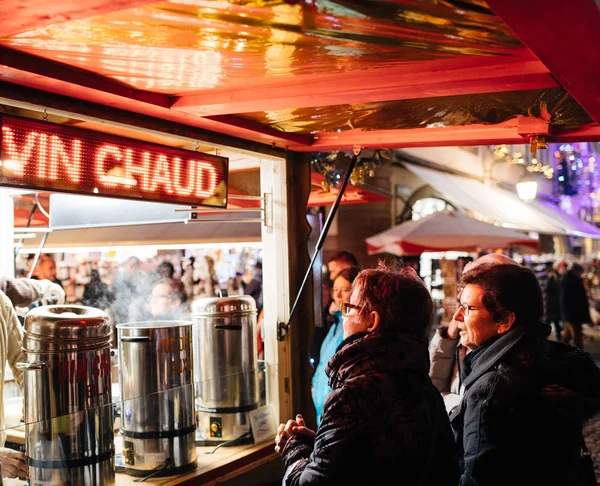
[0, 47, 172, 108]
[172, 50, 555, 115]
[486, 0, 600, 124]
[2, 79, 597, 152]
[0, 79, 314, 151]
[0, 0, 158, 38]
[294, 118, 600, 152]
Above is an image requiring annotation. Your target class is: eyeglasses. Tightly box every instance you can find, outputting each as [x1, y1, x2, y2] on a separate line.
[456, 298, 485, 317]
[341, 301, 364, 317]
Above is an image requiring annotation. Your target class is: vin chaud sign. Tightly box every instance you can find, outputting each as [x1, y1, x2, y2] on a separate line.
[0, 115, 228, 208]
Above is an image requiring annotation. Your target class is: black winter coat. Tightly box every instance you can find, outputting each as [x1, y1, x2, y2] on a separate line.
[280, 331, 459, 486]
[560, 269, 592, 324]
[545, 271, 561, 322]
[451, 326, 600, 486]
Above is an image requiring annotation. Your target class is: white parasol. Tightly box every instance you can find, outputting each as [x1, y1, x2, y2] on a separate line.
[366, 210, 539, 256]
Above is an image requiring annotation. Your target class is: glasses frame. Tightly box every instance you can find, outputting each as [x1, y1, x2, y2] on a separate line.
[456, 298, 484, 317]
[341, 301, 364, 317]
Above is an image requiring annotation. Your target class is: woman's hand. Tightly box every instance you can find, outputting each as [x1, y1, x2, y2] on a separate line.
[274, 414, 315, 453]
[447, 318, 460, 340]
[0, 447, 28, 478]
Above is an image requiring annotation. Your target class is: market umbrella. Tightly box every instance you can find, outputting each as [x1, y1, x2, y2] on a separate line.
[366, 210, 539, 256]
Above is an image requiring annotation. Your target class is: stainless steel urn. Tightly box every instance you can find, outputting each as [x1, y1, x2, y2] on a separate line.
[19, 305, 115, 485]
[117, 321, 197, 476]
[191, 295, 259, 444]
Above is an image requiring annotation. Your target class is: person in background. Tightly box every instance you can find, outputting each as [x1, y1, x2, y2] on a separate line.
[560, 262, 592, 349]
[311, 266, 360, 426]
[110, 256, 151, 325]
[429, 252, 518, 413]
[275, 262, 459, 485]
[194, 255, 221, 299]
[180, 256, 198, 303]
[326, 251, 359, 284]
[544, 261, 562, 341]
[156, 261, 187, 304]
[0, 289, 28, 478]
[243, 261, 263, 313]
[30, 254, 63, 288]
[82, 269, 114, 312]
[451, 263, 600, 486]
[310, 250, 360, 370]
[129, 278, 189, 322]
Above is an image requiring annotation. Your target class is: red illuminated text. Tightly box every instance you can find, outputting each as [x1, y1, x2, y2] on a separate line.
[0, 116, 228, 207]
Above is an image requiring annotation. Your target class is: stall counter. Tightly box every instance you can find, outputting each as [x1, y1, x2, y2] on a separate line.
[114, 437, 277, 485]
[4, 412, 277, 486]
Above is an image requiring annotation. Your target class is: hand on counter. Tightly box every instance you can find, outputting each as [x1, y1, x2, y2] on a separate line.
[274, 414, 315, 454]
[0, 447, 27, 478]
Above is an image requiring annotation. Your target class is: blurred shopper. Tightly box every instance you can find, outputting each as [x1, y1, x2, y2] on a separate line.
[110, 256, 151, 325]
[429, 252, 518, 413]
[243, 261, 263, 313]
[275, 262, 459, 486]
[451, 263, 600, 486]
[156, 261, 187, 304]
[560, 262, 592, 349]
[544, 261, 563, 341]
[130, 278, 189, 322]
[82, 269, 114, 311]
[0, 289, 28, 478]
[194, 255, 221, 299]
[30, 254, 63, 288]
[311, 266, 360, 426]
[310, 250, 360, 370]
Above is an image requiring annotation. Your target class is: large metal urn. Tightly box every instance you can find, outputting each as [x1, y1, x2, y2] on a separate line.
[191, 295, 259, 445]
[19, 305, 115, 485]
[117, 320, 196, 476]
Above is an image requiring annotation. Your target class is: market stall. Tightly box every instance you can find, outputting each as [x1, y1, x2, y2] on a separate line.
[0, 109, 307, 485]
[1, 0, 600, 484]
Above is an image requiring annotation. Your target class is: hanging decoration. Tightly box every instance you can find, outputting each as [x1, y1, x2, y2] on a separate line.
[310, 150, 387, 192]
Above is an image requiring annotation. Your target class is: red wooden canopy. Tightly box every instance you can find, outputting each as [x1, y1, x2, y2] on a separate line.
[0, 0, 598, 153]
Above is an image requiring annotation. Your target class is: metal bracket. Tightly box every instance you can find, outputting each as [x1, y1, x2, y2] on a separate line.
[277, 321, 288, 342]
[262, 192, 273, 230]
[175, 192, 273, 228]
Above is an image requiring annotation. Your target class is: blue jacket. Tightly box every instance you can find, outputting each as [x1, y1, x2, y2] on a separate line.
[311, 311, 344, 425]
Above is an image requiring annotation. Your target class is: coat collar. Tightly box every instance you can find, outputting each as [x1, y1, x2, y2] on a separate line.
[326, 331, 430, 388]
[461, 326, 527, 389]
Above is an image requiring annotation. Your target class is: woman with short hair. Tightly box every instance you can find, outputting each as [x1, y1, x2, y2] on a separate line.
[452, 263, 600, 486]
[275, 262, 459, 485]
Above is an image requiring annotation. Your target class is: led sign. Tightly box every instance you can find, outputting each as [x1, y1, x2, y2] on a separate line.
[0, 115, 228, 207]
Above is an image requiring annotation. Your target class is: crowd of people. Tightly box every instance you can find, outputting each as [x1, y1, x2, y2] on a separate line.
[0, 251, 264, 479]
[1, 247, 600, 483]
[277, 251, 600, 486]
[538, 260, 596, 350]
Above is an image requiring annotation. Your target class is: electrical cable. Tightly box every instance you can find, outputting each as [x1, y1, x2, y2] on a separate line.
[136, 457, 171, 483]
[205, 432, 252, 454]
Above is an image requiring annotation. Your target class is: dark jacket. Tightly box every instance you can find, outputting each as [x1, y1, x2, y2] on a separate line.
[280, 331, 459, 485]
[82, 271, 114, 310]
[545, 271, 561, 321]
[560, 269, 592, 324]
[450, 326, 600, 486]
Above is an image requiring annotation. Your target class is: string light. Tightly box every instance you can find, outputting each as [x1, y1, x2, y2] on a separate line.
[493, 144, 553, 179]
